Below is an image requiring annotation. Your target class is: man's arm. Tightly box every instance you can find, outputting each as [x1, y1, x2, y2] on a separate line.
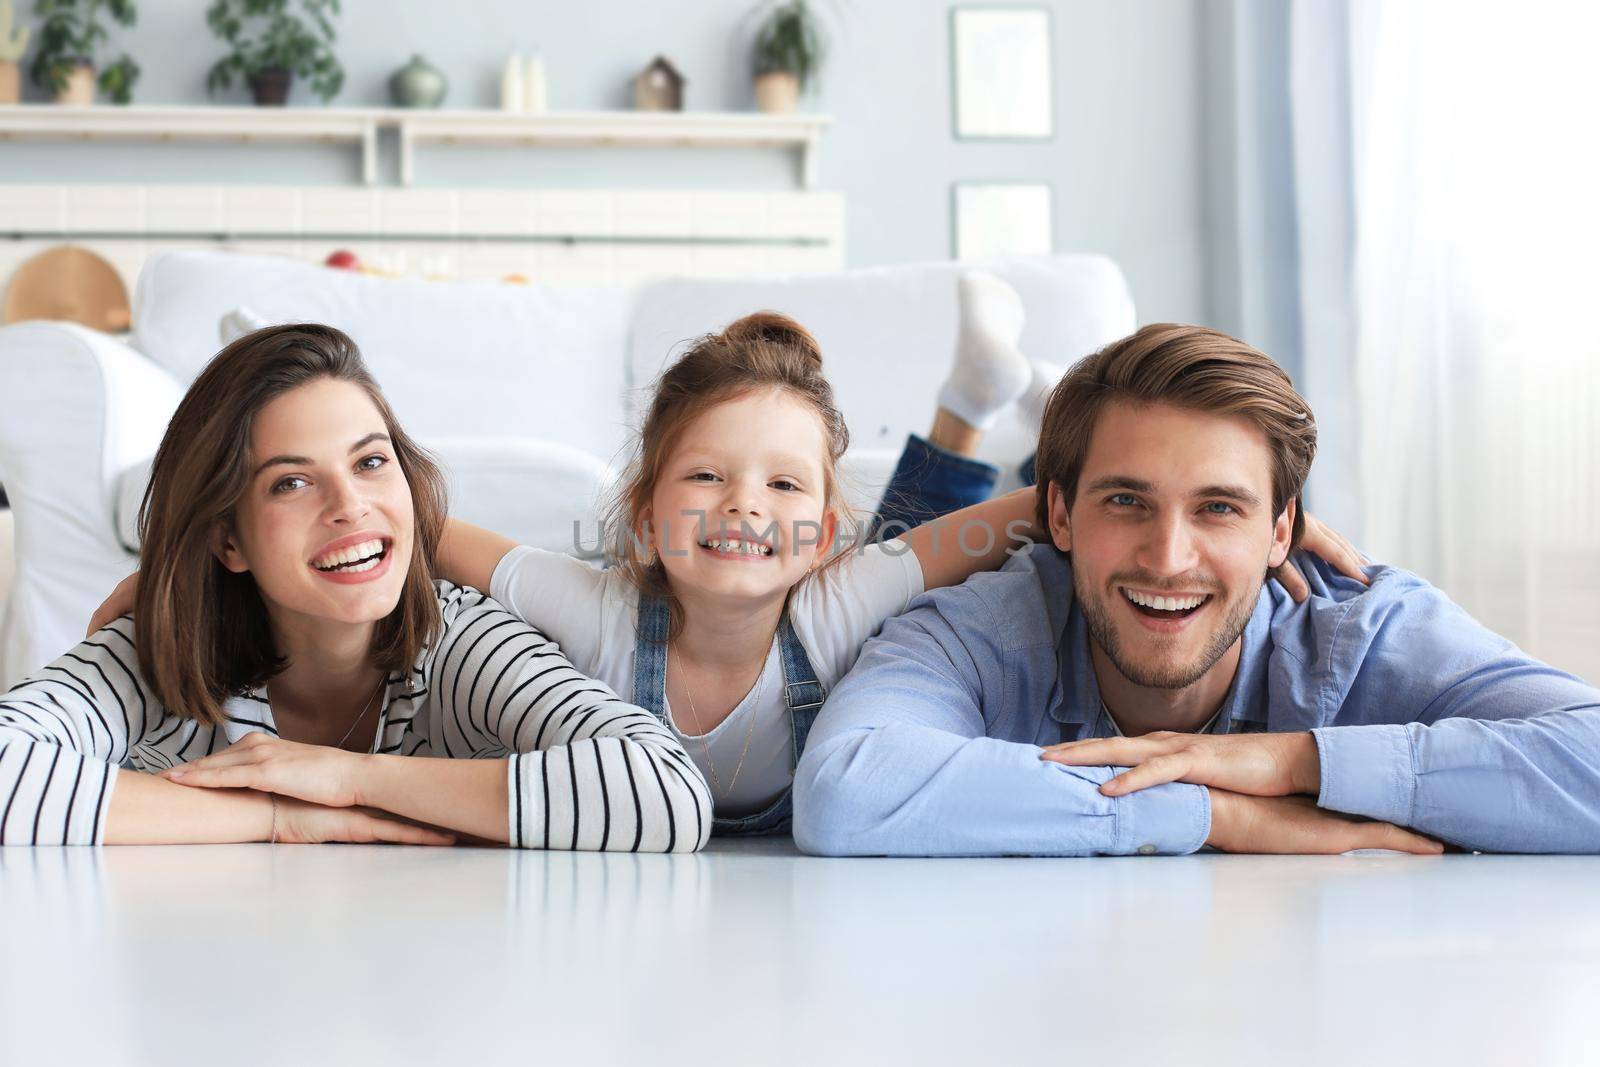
[791, 586, 1212, 857]
[1313, 572, 1600, 852]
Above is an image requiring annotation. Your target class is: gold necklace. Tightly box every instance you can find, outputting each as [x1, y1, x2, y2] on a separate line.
[334, 675, 387, 751]
[670, 644, 764, 801]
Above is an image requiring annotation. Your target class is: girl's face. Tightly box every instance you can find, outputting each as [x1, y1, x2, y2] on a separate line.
[217, 378, 415, 633]
[645, 387, 838, 606]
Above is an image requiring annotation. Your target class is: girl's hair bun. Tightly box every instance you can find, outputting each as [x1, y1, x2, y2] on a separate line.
[719, 311, 823, 372]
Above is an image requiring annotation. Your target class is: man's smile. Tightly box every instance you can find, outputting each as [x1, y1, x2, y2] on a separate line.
[1119, 585, 1213, 632]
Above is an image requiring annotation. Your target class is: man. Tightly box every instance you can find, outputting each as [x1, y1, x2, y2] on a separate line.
[793, 324, 1600, 856]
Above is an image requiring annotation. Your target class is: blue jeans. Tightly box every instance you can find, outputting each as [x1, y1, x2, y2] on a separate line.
[869, 434, 1037, 542]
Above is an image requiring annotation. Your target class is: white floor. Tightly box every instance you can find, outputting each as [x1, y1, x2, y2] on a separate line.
[4, 839, 1599, 1064]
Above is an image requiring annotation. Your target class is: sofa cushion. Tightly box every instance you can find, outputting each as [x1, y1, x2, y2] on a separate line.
[132, 251, 635, 463]
[625, 255, 1137, 471]
[428, 437, 613, 559]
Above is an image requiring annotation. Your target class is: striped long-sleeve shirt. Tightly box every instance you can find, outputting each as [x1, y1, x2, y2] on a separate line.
[0, 581, 711, 851]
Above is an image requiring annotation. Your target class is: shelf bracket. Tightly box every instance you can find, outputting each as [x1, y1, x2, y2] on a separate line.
[361, 120, 378, 186]
[399, 122, 414, 187]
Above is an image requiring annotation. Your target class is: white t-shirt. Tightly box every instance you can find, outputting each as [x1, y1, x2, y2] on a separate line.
[491, 542, 925, 817]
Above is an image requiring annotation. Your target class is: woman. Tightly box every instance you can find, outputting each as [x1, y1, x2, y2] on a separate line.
[0, 324, 710, 850]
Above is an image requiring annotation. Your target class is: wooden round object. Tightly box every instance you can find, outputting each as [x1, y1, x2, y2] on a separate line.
[3, 246, 133, 333]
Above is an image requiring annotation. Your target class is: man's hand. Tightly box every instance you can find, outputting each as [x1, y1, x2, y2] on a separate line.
[1039, 731, 1322, 798]
[1206, 790, 1442, 854]
[161, 732, 372, 809]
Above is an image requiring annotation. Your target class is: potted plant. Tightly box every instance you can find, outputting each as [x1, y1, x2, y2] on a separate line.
[204, 0, 343, 107]
[0, 0, 32, 105]
[28, 0, 139, 105]
[751, 0, 824, 114]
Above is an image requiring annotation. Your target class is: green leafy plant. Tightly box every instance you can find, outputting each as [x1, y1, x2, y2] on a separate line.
[1, 0, 34, 64]
[752, 0, 826, 91]
[205, 0, 343, 103]
[28, 0, 140, 103]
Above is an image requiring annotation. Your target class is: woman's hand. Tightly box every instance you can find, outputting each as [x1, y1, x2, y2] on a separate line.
[87, 570, 141, 636]
[162, 732, 371, 809]
[1272, 512, 1370, 603]
[273, 796, 456, 846]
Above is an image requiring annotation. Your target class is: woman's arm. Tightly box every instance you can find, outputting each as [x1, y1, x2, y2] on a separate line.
[166, 591, 712, 852]
[426, 590, 711, 852]
[1, 621, 449, 846]
[105, 772, 451, 845]
[1, 620, 160, 844]
[435, 518, 518, 593]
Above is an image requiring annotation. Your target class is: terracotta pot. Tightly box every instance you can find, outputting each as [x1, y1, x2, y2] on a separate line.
[0, 61, 20, 106]
[250, 67, 291, 106]
[55, 62, 95, 106]
[754, 70, 800, 114]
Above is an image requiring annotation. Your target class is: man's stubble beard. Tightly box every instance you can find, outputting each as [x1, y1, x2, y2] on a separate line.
[1075, 570, 1261, 691]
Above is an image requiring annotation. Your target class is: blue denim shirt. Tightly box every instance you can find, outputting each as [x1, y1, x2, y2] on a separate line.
[793, 543, 1600, 856]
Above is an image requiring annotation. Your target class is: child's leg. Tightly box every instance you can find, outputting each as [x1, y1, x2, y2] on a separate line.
[869, 272, 1029, 541]
[1014, 359, 1063, 488]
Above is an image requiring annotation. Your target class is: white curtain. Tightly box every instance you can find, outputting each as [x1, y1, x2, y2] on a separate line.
[1344, 0, 1600, 681]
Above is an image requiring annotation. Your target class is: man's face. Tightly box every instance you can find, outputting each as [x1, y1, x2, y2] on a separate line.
[1047, 401, 1293, 690]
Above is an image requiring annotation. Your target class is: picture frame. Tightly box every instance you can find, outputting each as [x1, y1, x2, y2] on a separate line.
[952, 182, 1053, 261]
[950, 6, 1054, 140]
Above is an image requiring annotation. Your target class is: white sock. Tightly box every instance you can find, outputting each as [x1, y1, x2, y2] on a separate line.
[218, 305, 271, 345]
[1018, 360, 1065, 433]
[935, 271, 1031, 431]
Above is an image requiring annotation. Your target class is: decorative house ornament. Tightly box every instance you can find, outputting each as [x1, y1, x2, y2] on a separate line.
[0, 0, 31, 105]
[389, 53, 446, 108]
[633, 55, 684, 111]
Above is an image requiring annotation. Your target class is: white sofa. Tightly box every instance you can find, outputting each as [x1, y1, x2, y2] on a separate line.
[0, 250, 1136, 686]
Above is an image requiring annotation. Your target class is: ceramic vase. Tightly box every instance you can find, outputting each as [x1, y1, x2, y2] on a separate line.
[390, 54, 447, 108]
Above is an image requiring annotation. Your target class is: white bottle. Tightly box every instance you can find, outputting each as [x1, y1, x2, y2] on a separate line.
[500, 54, 524, 111]
[523, 53, 547, 113]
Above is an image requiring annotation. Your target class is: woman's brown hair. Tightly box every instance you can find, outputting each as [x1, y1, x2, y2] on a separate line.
[134, 324, 447, 725]
[603, 311, 853, 638]
[1034, 322, 1318, 547]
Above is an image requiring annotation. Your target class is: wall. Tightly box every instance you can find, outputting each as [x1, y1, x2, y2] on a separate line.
[2, 0, 1213, 325]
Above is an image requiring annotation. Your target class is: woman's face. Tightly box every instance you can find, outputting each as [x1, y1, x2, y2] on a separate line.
[644, 387, 837, 606]
[217, 377, 415, 631]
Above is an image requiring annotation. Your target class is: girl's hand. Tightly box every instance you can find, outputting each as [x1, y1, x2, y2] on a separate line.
[273, 797, 456, 846]
[87, 570, 141, 636]
[162, 733, 371, 809]
[1273, 512, 1370, 603]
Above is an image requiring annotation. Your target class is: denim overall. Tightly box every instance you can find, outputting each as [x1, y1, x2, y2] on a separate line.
[632, 596, 825, 836]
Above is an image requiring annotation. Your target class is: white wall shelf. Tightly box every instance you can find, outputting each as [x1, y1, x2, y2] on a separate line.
[0, 105, 381, 183]
[0, 105, 832, 189]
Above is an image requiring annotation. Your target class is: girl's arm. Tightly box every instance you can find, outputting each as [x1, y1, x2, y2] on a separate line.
[897, 487, 1037, 592]
[435, 518, 519, 594]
